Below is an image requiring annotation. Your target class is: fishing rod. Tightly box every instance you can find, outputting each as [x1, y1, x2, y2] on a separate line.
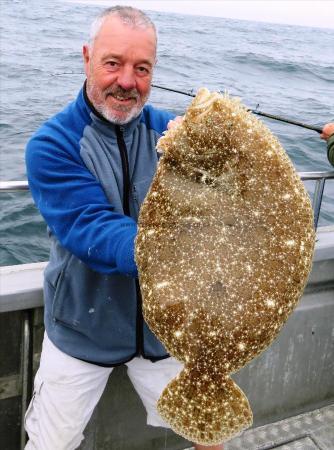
[50, 76, 323, 133]
[151, 83, 323, 134]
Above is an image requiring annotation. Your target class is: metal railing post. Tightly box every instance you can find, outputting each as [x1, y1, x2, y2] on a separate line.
[20, 310, 33, 450]
[299, 171, 334, 230]
[312, 178, 326, 230]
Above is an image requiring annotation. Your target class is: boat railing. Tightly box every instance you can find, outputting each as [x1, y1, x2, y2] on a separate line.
[299, 171, 334, 228]
[1, 170, 333, 229]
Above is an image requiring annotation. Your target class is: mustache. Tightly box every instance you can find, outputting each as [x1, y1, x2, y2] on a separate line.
[104, 86, 139, 100]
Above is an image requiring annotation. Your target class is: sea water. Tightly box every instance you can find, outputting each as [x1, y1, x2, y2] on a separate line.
[0, 0, 333, 265]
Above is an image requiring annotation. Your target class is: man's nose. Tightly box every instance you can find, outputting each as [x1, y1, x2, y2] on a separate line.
[117, 66, 136, 91]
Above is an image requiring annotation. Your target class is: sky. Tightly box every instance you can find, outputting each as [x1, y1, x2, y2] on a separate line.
[66, 0, 334, 29]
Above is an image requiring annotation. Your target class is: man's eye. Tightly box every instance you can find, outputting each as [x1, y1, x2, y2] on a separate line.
[106, 61, 118, 68]
[136, 66, 150, 75]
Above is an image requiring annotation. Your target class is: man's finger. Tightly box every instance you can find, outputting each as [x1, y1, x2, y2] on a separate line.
[167, 116, 183, 130]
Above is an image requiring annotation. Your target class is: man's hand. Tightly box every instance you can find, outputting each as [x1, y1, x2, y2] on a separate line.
[167, 115, 183, 130]
[157, 117, 184, 156]
[320, 123, 334, 140]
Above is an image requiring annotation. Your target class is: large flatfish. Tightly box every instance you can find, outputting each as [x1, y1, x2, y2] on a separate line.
[135, 88, 315, 445]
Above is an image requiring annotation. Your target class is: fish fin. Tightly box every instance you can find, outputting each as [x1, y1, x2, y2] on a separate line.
[157, 367, 252, 445]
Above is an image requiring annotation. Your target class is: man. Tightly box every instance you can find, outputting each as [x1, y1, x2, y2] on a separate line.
[25, 6, 224, 450]
[320, 122, 334, 166]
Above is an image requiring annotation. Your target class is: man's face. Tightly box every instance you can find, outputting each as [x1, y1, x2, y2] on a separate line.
[83, 16, 156, 125]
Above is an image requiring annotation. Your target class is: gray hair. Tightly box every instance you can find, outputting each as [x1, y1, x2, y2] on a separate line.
[89, 6, 157, 46]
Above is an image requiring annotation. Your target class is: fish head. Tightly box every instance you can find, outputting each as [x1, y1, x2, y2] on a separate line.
[157, 88, 256, 179]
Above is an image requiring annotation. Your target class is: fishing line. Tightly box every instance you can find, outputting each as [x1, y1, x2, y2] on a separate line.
[151, 83, 323, 134]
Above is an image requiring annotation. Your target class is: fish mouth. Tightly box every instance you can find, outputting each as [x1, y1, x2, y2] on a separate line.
[190, 88, 222, 120]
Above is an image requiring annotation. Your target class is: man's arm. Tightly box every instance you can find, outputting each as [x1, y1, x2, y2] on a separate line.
[320, 123, 334, 167]
[326, 134, 334, 167]
[26, 131, 138, 276]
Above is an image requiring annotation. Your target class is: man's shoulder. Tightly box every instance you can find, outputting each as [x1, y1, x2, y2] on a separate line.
[29, 89, 91, 148]
[141, 104, 175, 135]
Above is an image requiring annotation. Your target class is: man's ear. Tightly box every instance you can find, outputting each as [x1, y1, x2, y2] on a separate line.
[83, 44, 90, 77]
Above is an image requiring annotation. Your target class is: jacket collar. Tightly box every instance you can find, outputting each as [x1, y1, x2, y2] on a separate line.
[82, 80, 142, 137]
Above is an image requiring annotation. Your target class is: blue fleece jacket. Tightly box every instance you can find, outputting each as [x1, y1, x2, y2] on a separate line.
[25, 85, 174, 365]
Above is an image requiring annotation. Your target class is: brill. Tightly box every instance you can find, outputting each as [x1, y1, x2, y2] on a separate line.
[135, 88, 315, 445]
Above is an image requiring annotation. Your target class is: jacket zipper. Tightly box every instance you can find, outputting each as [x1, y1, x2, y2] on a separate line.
[115, 126, 130, 216]
[115, 125, 144, 357]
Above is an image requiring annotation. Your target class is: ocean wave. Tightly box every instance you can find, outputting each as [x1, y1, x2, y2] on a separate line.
[230, 52, 334, 82]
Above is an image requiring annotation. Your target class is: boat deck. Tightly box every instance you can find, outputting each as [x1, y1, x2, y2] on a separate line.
[186, 404, 334, 450]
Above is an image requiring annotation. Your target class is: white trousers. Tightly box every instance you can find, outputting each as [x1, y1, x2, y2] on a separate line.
[25, 333, 183, 450]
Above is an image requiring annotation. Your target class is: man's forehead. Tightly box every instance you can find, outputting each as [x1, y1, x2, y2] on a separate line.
[90, 16, 157, 63]
[95, 15, 156, 43]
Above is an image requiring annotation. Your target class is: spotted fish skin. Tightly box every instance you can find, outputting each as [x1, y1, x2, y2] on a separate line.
[135, 88, 315, 445]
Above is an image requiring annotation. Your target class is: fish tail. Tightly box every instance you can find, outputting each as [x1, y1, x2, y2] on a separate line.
[157, 367, 252, 445]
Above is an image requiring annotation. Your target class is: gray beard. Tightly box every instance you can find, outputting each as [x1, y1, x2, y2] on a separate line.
[96, 102, 144, 125]
[87, 83, 149, 125]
